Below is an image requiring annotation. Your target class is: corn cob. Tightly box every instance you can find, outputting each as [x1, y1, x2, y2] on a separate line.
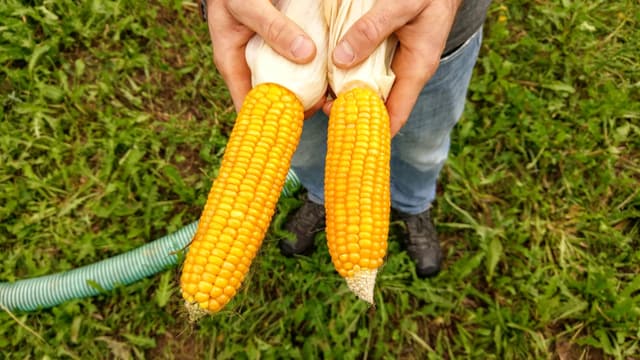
[180, 83, 304, 315]
[180, 0, 328, 317]
[324, 0, 397, 304]
[325, 86, 391, 303]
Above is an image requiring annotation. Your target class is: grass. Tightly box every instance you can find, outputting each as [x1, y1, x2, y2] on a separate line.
[1, 0, 639, 358]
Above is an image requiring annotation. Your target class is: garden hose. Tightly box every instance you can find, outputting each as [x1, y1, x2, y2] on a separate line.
[0, 170, 301, 312]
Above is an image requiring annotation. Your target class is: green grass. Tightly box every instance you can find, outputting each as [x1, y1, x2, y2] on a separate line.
[1, 0, 639, 359]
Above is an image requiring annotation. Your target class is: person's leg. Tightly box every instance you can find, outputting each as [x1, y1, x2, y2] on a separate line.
[390, 27, 483, 277]
[290, 112, 329, 204]
[279, 111, 329, 255]
[391, 28, 483, 214]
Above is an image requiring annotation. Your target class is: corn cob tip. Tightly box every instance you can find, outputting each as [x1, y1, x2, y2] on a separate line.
[345, 268, 377, 304]
[184, 301, 209, 322]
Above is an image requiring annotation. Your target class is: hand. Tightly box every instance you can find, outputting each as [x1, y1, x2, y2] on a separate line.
[205, 0, 318, 113]
[322, 0, 462, 136]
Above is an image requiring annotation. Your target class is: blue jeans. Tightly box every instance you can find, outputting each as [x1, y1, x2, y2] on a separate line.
[291, 27, 483, 215]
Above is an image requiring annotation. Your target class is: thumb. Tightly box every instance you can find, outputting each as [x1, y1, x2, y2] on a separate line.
[332, 1, 419, 68]
[229, 0, 317, 64]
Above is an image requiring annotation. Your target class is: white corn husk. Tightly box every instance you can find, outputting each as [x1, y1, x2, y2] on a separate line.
[324, 0, 397, 99]
[245, 0, 329, 110]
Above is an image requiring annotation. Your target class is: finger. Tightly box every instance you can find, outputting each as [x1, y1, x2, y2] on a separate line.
[228, 0, 316, 64]
[304, 96, 327, 119]
[385, 0, 459, 136]
[209, 30, 253, 111]
[215, 48, 253, 112]
[332, 1, 424, 68]
[205, 1, 254, 111]
[321, 99, 334, 117]
[386, 45, 441, 137]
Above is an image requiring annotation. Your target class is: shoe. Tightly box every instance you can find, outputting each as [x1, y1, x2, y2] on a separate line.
[279, 198, 326, 256]
[394, 208, 442, 278]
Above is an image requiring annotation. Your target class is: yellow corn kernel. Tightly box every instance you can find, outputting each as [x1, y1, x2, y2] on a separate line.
[180, 83, 304, 315]
[325, 86, 391, 304]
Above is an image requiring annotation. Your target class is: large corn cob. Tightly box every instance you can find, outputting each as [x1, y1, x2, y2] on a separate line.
[180, 83, 304, 314]
[324, 0, 397, 304]
[180, 0, 328, 316]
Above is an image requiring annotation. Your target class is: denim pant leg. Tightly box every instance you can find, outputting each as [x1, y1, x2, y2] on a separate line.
[291, 27, 483, 209]
[290, 111, 329, 205]
[390, 28, 483, 214]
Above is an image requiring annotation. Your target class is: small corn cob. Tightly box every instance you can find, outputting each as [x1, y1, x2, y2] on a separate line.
[324, 0, 397, 303]
[325, 86, 391, 304]
[180, 83, 303, 315]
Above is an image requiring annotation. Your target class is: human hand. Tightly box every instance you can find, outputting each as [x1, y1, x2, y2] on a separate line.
[322, 0, 462, 136]
[205, 0, 321, 116]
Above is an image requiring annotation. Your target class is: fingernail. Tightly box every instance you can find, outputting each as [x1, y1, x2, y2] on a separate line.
[333, 41, 355, 65]
[290, 35, 314, 60]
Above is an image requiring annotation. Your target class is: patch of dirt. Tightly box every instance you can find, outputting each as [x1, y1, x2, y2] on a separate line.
[146, 273, 211, 359]
[553, 338, 607, 360]
[148, 329, 205, 360]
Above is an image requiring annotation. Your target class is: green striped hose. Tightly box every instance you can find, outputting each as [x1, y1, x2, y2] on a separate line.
[0, 170, 300, 312]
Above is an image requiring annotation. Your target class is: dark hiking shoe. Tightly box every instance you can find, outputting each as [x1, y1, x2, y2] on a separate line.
[279, 198, 326, 256]
[394, 208, 442, 278]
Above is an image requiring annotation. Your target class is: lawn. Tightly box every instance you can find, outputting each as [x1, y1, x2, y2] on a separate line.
[1, 0, 639, 359]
